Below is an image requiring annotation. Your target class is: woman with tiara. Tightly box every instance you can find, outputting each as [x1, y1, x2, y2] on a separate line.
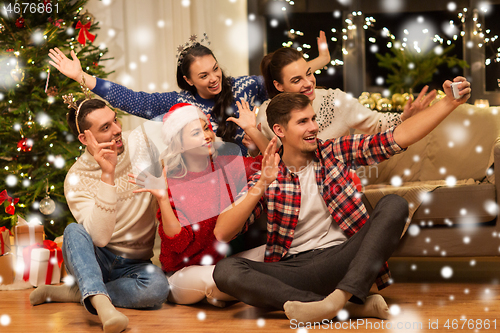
[48, 32, 330, 155]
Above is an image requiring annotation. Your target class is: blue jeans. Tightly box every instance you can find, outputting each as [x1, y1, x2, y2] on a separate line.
[62, 223, 169, 314]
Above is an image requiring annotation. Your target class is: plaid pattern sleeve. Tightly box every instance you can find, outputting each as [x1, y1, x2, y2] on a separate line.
[234, 171, 265, 236]
[328, 127, 405, 168]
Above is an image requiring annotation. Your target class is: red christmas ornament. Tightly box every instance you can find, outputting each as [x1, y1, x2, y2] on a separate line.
[76, 20, 95, 46]
[5, 203, 15, 215]
[6, 48, 14, 52]
[0, 190, 18, 215]
[15, 17, 25, 29]
[93, 62, 99, 68]
[17, 138, 33, 152]
[48, 17, 64, 28]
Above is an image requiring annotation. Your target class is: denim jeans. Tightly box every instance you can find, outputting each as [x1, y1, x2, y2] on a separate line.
[63, 223, 169, 314]
[213, 194, 408, 310]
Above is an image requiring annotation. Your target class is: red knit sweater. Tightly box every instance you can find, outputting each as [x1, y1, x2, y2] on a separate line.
[158, 154, 262, 272]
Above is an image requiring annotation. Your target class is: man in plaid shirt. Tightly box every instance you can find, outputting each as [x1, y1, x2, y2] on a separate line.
[214, 77, 470, 323]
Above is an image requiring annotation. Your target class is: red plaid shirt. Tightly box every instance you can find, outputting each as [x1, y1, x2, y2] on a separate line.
[238, 127, 405, 290]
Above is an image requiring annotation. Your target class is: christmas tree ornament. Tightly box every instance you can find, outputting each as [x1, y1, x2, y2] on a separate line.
[46, 86, 59, 97]
[79, 10, 95, 26]
[1, 190, 19, 215]
[25, 114, 34, 128]
[44, 68, 51, 93]
[10, 66, 25, 82]
[377, 98, 392, 112]
[39, 195, 56, 215]
[0, 24, 5, 33]
[15, 17, 25, 29]
[17, 138, 34, 152]
[75, 20, 95, 46]
[48, 18, 64, 28]
[39, 180, 56, 215]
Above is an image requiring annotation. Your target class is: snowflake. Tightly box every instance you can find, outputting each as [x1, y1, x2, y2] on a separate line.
[391, 175, 402, 187]
[445, 176, 457, 186]
[0, 314, 11, 326]
[5, 175, 17, 187]
[447, 2, 457, 11]
[337, 309, 349, 321]
[63, 275, 76, 287]
[200, 255, 213, 266]
[389, 304, 401, 316]
[197, 311, 206, 320]
[408, 225, 420, 237]
[441, 266, 453, 279]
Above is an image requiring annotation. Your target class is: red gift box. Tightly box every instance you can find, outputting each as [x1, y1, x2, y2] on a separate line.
[0, 254, 14, 285]
[0, 227, 12, 255]
[23, 240, 63, 286]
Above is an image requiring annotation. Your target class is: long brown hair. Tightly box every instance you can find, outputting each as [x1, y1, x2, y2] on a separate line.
[260, 47, 304, 98]
[176, 44, 237, 143]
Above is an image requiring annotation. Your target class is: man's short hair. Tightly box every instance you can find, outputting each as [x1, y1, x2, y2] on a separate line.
[66, 99, 107, 136]
[266, 92, 311, 133]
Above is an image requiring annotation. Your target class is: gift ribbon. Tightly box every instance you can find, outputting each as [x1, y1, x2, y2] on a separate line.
[76, 21, 95, 46]
[23, 240, 63, 285]
[0, 226, 12, 254]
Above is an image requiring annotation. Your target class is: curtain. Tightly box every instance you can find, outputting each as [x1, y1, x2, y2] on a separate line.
[84, 0, 250, 131]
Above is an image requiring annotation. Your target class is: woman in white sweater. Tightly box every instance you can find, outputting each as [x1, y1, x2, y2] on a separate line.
[256, 47, 436, 141]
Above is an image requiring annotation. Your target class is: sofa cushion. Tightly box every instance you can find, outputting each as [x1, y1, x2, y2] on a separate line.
[356, 104, 500, 184]
[363, 183, 496, 226]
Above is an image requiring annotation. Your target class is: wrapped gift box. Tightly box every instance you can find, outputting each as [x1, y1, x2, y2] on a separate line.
[14, 217, 44, 247]
[0, 253, 14, 285]
[24, 240, 63, 286]
[0, 227, 11, 255]
[54, 235, 67, 279]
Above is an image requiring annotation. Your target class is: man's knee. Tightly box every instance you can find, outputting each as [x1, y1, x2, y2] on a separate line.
[63, 222, 87, 239]
[213, 257, 244, 290]
[380, 194, 409, 220]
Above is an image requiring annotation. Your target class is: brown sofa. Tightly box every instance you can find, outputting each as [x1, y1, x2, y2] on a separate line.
[358, 103, 500, 257]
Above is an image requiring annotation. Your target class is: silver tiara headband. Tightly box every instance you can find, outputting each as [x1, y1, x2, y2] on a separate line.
[176, 33, 211, 66]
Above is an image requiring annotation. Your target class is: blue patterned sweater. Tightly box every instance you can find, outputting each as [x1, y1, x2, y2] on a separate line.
[92, 76, 268, 155]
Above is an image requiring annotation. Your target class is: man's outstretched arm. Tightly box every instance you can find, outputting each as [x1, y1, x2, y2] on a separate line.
[393, 77, 471, 149]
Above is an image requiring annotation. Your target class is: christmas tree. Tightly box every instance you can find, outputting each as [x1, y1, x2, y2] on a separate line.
[0, 0, 111, 239]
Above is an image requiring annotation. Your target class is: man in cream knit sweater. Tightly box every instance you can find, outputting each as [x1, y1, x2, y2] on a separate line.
[30, 99, 169, 333]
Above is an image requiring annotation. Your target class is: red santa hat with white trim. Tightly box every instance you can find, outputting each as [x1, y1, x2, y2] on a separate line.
[161, 103, 212, 146]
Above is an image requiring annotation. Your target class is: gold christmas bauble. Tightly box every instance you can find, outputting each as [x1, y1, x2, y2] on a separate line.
[371, 93, 382, 102]
[10, 67, 25, 82]
[392, 93, 405, 106]
[360, 92, 371, 99]
[359, 98, 376, 110]
[377, 98, 392, 112]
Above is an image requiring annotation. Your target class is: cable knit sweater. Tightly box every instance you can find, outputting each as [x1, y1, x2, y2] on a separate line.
[92, 76, 268, 155]
[64, 129, 160, 260]
[158, 154, 262, 273]
[256, 88, 403, 140]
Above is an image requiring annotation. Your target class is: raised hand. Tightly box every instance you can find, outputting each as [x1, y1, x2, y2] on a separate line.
[317, 30, 330, 61]
[128, 167, 168, 200]
[260, 137, 280, 186]
[401, 85, 437, 121]
[48, 48, 82, 81]
[84, 130, 117, 179]
[443, 76, 471, 105]
[228, 98, 257, 131]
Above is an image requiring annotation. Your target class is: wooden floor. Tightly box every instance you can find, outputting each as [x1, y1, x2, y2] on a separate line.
[2, 258, 500, 332]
